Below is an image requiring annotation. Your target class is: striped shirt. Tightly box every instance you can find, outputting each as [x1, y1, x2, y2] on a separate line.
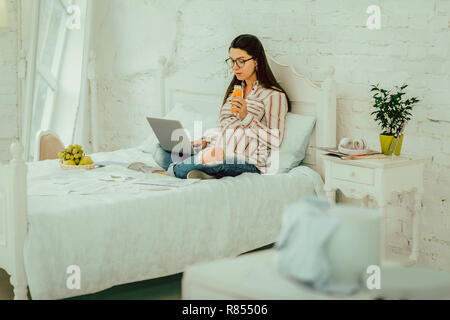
[203, 80, 288, 174]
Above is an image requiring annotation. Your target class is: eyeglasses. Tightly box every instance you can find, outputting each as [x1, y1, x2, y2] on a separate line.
[225, 57, 254, 68]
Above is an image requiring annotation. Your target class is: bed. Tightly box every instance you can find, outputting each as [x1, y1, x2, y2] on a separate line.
[0, 55, 336, 299]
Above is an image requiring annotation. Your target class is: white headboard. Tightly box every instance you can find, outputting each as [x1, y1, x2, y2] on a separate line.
[266, 56, 336, 179]
[156, 55, 336, 180]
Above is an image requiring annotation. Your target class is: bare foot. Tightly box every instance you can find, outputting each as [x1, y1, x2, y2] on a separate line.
[152, 170, 167, 175]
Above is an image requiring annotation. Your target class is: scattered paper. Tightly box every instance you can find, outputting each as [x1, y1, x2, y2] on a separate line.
[28, 164, 201, 196]
[132, 177, 199, 188]
[95, 161, 130, 168]
[311, 146, 387, 160]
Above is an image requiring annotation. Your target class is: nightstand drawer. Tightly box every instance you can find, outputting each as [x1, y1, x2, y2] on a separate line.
[332, 163, 374, 185]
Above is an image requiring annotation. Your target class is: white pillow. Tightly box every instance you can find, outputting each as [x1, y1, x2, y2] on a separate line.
[139, 102, 219, 153]
[276, 113, 316, 173]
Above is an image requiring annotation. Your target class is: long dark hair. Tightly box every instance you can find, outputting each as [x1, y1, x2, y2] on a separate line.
[222, 34, 291, 112]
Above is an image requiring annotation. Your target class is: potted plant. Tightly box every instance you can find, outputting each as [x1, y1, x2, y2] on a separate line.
[370, 84, 420, 155]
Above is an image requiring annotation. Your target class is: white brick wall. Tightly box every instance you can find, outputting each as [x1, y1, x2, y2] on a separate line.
[0, 0, 18, 162]
[91, 0, 450, 271]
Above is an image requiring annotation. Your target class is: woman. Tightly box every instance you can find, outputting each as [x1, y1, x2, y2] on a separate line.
[153, 34, 291, 179]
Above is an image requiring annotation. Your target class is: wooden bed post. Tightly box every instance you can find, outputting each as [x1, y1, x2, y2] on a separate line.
[9, 142, 29, 300]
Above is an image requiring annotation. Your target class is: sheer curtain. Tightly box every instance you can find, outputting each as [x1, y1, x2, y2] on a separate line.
[24, 0, 92, 161]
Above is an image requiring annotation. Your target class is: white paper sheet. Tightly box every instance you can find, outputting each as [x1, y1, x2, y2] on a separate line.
[27, 163, 201, 196]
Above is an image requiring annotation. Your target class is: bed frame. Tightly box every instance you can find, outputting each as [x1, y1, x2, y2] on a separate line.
[0, 143, 29, 299]
[0, 55, 335, 299]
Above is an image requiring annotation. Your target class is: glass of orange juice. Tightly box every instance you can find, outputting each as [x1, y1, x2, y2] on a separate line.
[231, 84, 242, 113]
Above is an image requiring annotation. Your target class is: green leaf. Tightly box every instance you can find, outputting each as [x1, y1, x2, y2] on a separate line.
[368, 83, 419, 133]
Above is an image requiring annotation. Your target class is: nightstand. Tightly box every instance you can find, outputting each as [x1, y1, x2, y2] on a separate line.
[321, 154, 431, 265]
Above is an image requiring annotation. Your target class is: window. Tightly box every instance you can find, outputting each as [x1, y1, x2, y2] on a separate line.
[26, 0, 88, 161]
[28, 0, 69, 160]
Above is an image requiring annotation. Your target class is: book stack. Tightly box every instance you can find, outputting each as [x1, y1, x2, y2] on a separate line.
[311, 146, 387, 160]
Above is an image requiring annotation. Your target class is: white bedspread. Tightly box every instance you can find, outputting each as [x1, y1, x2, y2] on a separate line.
[24, 148, 325, 299]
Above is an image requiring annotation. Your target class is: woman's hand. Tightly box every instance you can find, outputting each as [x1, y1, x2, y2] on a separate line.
[201, 146, 224, 164]
[191, 138, 207, 150]
[231, 96, 248, 121]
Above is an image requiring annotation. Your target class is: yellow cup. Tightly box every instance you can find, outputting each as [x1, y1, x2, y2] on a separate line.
[379, 134, 404, 156]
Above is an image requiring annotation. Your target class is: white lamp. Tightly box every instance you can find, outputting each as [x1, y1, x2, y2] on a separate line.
[0, 0, 9, 28]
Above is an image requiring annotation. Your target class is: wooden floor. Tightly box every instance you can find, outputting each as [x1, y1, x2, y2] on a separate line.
[0, 269, 14, 300]
[67, 273, 183, 300]
[0, 268, 181, 300]
[0, 244, 274, 300]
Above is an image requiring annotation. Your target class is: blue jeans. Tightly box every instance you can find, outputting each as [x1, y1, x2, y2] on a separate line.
[152, 143, 261, 179]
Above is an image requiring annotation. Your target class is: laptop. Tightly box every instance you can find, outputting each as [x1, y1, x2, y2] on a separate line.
[146, 117, 201, 155]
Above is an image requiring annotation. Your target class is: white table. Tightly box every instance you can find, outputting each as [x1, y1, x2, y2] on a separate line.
[321, 154, 430, 264]
[182, 249, 375, 300]
[182, 249, 450, 300]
